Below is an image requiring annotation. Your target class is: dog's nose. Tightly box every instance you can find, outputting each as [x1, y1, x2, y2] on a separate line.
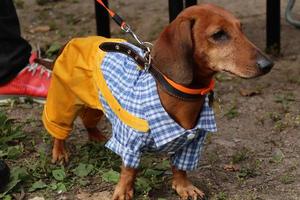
[257, 56, 274, 74]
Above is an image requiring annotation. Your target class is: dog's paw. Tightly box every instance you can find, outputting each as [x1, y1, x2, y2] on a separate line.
[52, 140, 69, 164]
[52, 149, 69, 164]
[87, 128, 107, 142]
[172, 179, 205, 200]
[112, 183, 134, 200]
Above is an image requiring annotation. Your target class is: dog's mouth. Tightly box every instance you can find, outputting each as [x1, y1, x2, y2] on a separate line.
[222, 68, 265, 79]
[223, 69, 237, 76]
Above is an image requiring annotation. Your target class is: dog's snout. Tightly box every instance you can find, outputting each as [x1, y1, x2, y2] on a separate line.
[256, 56, 273, 74]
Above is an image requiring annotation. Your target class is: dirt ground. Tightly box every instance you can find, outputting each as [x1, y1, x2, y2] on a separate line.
[1, 0, 300, 199]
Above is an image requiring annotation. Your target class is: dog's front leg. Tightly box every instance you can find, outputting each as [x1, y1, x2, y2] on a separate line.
[172, 166, 205, 200]
[51, 138, 69, 164]
[112, 165, 137, 200]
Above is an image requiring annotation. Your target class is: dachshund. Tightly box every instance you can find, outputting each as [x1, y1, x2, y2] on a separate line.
[41, 3, 273, 200]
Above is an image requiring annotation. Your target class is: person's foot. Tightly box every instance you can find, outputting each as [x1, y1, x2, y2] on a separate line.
[0, 52, 51, 104]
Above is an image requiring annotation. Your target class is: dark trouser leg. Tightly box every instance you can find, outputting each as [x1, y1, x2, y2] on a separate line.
[0, 0, 31, 85]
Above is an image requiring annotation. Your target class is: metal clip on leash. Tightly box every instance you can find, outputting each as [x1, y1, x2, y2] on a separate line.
[96, 0, 153, 70]
[119, 22, 153, 71]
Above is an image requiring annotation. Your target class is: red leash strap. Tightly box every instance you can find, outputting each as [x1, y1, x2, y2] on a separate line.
[96, 0, 126, 30]
[96, 0, 147, 50]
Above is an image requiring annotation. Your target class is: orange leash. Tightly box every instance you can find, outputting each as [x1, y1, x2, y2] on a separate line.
[96, 0, 114, 17]
[96, 0, 146, 48]
[96, 0, 126, 29]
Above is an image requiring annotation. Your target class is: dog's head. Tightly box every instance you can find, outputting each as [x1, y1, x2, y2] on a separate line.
[152, 3, 273, 86]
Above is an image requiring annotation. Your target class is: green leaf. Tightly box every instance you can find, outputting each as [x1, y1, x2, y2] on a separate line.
[0, 112, 25, 146]
[49, 182, 58, 191]
[29, 180, 47, 192]
[101, 170, 120, 184]
[0, 130, 25, 145]
[11, 167, 28, 181]
[7, 146, 22, 159]
[56, 182, 67, 193]
[46, 42, 61, 57]
[143, 169, 164, 178]
[3, 195, 12, 200]
[48, 182, 67, 193]
[73, 163, 94, 177]
[0, 150, 8, 157]
[0, 167, 28, 198]
[78, 179, 89, 186]
[52, 169, 66, 181]
[135, 177, 151, 193]
[271, 148, 285, 163]
[154, 159, 169, 170]
[0, 179, 20, 198]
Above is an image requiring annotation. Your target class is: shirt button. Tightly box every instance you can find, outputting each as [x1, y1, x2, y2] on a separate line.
[187, 133, 195, 140]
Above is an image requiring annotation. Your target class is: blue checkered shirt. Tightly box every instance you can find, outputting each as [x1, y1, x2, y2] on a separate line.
[99, 42, 217, 171]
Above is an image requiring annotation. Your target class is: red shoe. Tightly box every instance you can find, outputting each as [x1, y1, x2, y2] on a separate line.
[0, 52, 51, 104]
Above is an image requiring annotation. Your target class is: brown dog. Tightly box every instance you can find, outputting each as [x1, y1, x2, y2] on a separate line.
[43, 3, 273, 200]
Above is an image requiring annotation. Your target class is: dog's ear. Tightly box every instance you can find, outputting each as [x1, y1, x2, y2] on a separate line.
[152, 17, 195, 85]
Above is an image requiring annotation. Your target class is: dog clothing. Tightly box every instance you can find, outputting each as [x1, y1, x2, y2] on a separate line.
[43, 36, 217, 171]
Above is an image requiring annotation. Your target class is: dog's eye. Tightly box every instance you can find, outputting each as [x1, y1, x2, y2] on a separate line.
[211, 30, 229, 42]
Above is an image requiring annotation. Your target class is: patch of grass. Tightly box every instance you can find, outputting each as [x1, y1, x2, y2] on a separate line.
[237, 166, 258, 179]
[274, 92, 295, 112]
[280, 174, 295, 184]
[216, 191, 228, 200]
[0, 111, 26, 154]
[255, 115, 265, 126]
[0, 108, 169, 198]
[274, 121, 288, 132]
[232, 151, 261, 181]
[45, 42, 62, 58]
[232, 148, 249, 164]
[271, 113, 300, 132]
[268, 112, 282, 122]
[0, 112, 29, 198]
[224, 106, 238, 120]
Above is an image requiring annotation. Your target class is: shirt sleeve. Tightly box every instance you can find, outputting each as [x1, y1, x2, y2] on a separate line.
[170, 130, 208, 171]
[105, 123, 146, 169]
[105, 136, 142, 169]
